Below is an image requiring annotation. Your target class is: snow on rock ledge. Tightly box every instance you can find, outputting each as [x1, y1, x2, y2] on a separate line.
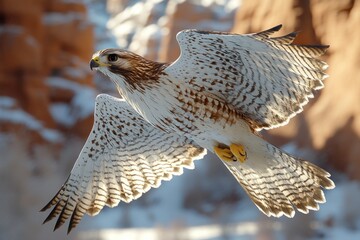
[0, 0, 95, 144]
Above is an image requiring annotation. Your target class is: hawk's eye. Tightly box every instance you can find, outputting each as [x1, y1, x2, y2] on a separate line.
[107, 54, 118, 62]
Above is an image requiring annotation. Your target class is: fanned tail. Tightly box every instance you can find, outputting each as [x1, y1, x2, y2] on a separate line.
[222, 138, 335, 218]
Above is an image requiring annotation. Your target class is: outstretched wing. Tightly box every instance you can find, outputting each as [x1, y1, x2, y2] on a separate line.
[41, 94, 206, 233]
[165, 25, 328, 130]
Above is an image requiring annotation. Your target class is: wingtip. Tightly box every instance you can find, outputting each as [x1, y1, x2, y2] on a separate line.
[53, 220, 64, 232]
[42, 213, 54, 225]
[54, 217, 65, 232]
[286, 31, 299, 39]
[255, 24, 283, 38]
[67, 223, 76, 235]
[313, 44, 330, 51]
[325, 178, 336, 190]
[39, 206, 48, 213]
[67, 219, 81, 234]
[67, 227, 73, 235]
[266, 24, 283, 33]
[273, 24, 283, 31]
[40, 201, 54, 213]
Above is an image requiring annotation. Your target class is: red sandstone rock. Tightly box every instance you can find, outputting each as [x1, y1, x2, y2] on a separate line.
[0, 0, 95, 143]
[0, 27, 42, 72]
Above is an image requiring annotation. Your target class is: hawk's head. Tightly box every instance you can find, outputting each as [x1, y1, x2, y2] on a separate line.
[90, 49, 140, 75]
[90, 49, 167, 90]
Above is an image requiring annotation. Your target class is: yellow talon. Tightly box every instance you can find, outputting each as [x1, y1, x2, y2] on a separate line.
[230, 144, 247, 163]
[214, 146, 235, 162]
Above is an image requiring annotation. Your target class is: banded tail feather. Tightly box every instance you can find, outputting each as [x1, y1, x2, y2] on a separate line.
[222, 138, 334, 218]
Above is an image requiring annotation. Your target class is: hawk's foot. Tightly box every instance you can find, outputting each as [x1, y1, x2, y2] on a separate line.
[214, 146, 237, 162]
[230, 144, 247, 163]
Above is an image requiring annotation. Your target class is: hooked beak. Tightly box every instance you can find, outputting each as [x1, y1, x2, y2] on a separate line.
[90, 59, 99, 70]
[90, 56, 100, 70]
[90, 56, 110, 70]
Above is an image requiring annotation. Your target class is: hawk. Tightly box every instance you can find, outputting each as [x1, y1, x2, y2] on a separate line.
[41, 25, 335, 233]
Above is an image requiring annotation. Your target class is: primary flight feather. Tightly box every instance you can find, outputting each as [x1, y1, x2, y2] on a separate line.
[41, 25, 334, 233]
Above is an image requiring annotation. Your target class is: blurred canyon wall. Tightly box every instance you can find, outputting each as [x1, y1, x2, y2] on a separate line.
[0, 0, 95, 142]
[0, 0, 359, 179]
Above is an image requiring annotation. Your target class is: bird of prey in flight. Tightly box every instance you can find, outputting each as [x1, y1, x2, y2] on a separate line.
[41, 25, 334, 233]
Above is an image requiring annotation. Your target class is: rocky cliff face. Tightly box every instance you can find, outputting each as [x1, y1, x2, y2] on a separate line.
[0, 0, 95, 142]
[232, 0, 360, 179]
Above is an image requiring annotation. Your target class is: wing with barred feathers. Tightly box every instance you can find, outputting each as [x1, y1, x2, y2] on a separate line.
[165, 25, 329, 130]
[40, 94, 206, 233]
